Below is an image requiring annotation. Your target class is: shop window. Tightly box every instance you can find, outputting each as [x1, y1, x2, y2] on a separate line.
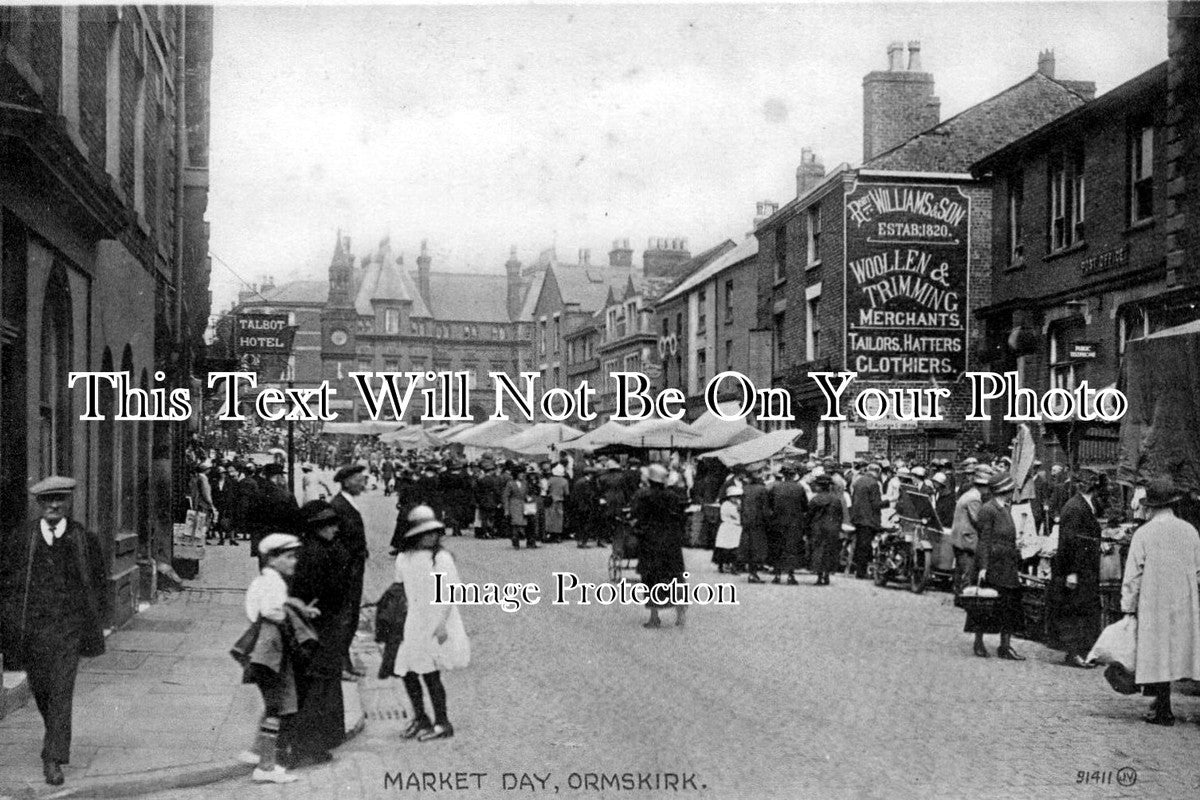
[40, 267, 73, 478]
[1048, 325, 1082, 392]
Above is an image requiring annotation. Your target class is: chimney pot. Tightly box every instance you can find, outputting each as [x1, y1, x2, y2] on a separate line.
[1038, 49, 1056, 78]
[907, 41, 922, 71]
[887, 41, 905, 70]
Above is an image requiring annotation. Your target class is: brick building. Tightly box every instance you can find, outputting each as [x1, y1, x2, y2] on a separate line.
[653, 208, 774, 420]
[971, 61, 1194, 466]
[0, 6, 213, 626]
[757, 44, 1093, 460]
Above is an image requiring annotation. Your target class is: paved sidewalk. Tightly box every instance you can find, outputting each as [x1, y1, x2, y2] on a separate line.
[0, 537, 367, 800]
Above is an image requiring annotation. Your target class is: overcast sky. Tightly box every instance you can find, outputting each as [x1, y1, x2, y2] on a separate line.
[207, 2, 1167, 314]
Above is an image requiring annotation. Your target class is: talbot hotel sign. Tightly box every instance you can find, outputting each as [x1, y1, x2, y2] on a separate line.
[843, 183, 970, 382]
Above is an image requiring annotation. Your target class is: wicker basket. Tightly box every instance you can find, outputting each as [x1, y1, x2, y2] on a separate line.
[957, 583, 999, 614]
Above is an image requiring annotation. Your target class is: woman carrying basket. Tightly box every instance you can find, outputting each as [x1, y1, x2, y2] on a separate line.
[966, 472, 1025, 661]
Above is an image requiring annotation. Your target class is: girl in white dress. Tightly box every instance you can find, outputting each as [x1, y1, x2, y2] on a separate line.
[393, 505, 470, 741]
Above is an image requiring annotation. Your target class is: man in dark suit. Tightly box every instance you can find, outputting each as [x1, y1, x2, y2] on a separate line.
[1049, 468, 1103, 668]
[0, 477, 108, 786]
[245, 463, 301, 557]
[331, 464, 369, 679]
[849, 463, 885, 579]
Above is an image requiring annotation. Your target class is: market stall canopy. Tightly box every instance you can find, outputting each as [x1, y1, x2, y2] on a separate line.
[684, 414, 764, 450]
[321, 421, 407, 436]
[448, 419, 528, 447]
[698, 428, 804, 467]
[1119, 319, 1200, 493]
[495, 422, 585, 457]
[378, 426, 447, 450]
[435, 421, 475, 439]
[566, 420, 630, 452]
[614, 418, 702, 449]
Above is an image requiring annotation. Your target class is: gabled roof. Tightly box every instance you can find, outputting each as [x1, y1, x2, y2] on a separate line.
[518, 271, 546, 322]
[353, 240, 431, 317]
[656, 235, 758, 306]
[426, 272, 513, 323]
[972, 61, 1168, 176]
[554, 265, 646, 312]
[865, 72, 1093, 174]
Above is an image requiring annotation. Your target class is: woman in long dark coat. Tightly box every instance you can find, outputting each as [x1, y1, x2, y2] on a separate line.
[769, 466, 808, 584]
[806, 475, 842, 585]
[967, 473, 1025, 660]
[738, 472, 772, 583]
[632, 465, 687, 628]
[285, 501, 350, 765]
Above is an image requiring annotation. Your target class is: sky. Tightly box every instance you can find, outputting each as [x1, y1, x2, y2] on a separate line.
[207, 2, 1168, 315]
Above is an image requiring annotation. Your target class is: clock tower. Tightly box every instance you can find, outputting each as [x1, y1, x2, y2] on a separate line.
[322, 230, 357, 362]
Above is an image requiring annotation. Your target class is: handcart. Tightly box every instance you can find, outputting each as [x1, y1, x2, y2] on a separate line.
[608, 507, 639, 583]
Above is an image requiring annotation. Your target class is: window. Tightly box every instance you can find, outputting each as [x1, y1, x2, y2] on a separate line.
[1049, 148, 1085, 251]
[662, 317, 669, 337]
[773, 312, 786, 366]
[1007, 172, 1024, 264]
[774, 224, 788, 282]
[538, 320, 547, 356]
[805, 283, 822, 362]
[1048, 325, 1082, 392]
[697, 289, 706, 334]
[675, 312, 682, 335]
[606, 307, 618, 340]
[724, 279, 734, 324]
[602, 359, 617, 385]
[696, 348, 707, 385]
[133, 66, 147, 216]
[1130, 122, 1154, 224]
[553, 317, 561, 352]
[105, 16, 120, 178]
[357, 358, 372, 373]
[60, 6, 80, 142]
[725, 339, 733, 371]
[624, 352, 640, 372]
[806, 205, 821, 267]
[385, 308, 399, 334]
[283, 356, 296, 382]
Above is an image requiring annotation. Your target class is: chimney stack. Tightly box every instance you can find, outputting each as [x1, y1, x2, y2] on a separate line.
[907, 40, 922, 71]
[643, 236, 692, 278]
[754, 200, 780, 230]
[862, 39, 940, 162]
[795, 148, 826, 197]
[609, 238, 633, 268]
[1038, 49, 1055, 78]
[505, 245, 523, 321]
[416, 239, 432, 309]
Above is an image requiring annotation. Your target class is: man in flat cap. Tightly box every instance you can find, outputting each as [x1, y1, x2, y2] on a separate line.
[0, 477, 108, 786]
[1048, 467, 1104, 668]
[331, 464, 369, 678]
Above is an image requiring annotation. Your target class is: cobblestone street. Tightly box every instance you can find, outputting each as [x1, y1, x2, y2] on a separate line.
[139, 489, 1200, 800]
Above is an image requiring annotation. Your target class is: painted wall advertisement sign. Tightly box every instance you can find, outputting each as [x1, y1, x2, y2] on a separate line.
[843, 182, 970, 381]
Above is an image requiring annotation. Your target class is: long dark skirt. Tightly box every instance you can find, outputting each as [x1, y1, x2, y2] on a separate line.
[963, 586, 1024, 635]
[712, 547, 739, 567]
[284, 676, 344, 755]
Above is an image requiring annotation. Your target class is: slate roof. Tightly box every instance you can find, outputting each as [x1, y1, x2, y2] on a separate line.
[656, 237, 755, 306]
[865, 72, 1093, 174]
[353, 241, 431, 317]
[972, 62, 1167, 176]
[250, 280, 328, 306]
[426, 272, 513, 322]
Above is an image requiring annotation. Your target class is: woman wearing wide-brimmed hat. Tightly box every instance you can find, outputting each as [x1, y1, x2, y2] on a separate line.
[393, 505, 470, 741]
[713, 485, 744, 574]
[1121, 477, 1200, 726]
[967, 471, 1026, 660]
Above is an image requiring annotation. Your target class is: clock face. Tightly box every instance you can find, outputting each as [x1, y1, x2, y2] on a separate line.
[331, 329, 348, 346]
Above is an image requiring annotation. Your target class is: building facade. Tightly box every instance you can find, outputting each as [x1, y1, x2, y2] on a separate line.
[756, 44, 1093, 461]
[0, 5, 213, 627]
[972, 62, 1193, 466]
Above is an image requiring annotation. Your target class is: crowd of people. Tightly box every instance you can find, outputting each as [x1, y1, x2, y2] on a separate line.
[172, 440, 1200, 782]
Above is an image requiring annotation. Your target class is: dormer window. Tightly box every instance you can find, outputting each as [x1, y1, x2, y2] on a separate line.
[384, 308, 399, 334]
